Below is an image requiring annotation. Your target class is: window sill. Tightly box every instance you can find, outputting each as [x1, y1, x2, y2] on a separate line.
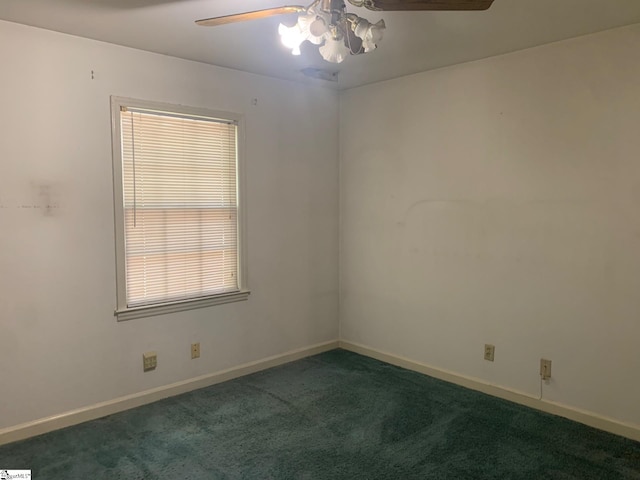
[115, 290, 250, 321]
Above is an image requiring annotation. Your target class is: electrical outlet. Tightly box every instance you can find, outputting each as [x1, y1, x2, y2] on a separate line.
[484, 344, 495, 362]
[191, 342, 200, 359]
[540, 358, 552, 380]
[143, 351, 157, 372]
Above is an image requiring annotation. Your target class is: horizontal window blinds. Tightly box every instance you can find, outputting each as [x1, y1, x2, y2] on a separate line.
[120, 108, 239, 307]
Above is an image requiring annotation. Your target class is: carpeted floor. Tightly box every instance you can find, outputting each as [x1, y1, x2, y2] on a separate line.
[1, 349, 639, 479]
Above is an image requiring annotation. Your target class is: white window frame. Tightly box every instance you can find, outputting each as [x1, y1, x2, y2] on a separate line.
[110, 96, 249, 321]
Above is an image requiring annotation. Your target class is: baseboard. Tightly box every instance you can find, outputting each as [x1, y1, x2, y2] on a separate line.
[339, 340, 640, 443]
[0, 340, 339, 446]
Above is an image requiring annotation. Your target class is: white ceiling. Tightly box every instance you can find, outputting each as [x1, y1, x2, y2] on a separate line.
[1, 0, 640, 89]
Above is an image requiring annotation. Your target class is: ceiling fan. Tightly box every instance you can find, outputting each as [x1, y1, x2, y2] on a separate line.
[196, 0, 495, 64]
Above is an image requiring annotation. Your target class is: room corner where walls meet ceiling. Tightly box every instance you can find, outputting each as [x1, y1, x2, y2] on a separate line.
[1, 0, 640, 89]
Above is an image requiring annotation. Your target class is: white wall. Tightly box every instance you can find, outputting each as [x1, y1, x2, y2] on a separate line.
[340, 24, 640, 428]
[0, 20, 338, 429]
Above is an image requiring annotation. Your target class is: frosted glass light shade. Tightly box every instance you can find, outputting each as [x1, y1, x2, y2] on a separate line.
[297, 13, 326, 45]
[309, 18, 328, 38]
[369, 20, 385, 44]
[319, 35, 350, 63]
[278, 23, 306, 51]
[354, 18, 385, 52]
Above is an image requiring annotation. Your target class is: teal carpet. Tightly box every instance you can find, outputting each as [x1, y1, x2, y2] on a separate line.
[1, 349, 639, 479]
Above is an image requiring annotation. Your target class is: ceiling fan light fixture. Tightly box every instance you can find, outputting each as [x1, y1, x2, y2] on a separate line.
[279, 1, 384, 62]
[197, 0, 496, 64]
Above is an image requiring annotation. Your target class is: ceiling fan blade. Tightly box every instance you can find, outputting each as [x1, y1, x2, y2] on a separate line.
[364, 0, 494, 11]
[196, 6, 307, 27]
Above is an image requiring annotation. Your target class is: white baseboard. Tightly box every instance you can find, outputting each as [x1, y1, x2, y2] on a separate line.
[339, 340, 640, 443]
[0, 340, 339, 446]
[5, 339, 638, 446]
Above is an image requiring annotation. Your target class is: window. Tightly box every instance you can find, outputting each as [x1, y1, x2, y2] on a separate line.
[111, 97, 248, 320]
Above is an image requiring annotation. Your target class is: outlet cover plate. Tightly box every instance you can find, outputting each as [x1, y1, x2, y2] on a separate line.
[484, 344, 495, 362]
[143, 351, 157, 372]
[191, 343, 200, 359]
[540, 358, 552, 380]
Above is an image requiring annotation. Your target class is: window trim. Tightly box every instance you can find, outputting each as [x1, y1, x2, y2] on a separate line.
[110, 96, 249, 321]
